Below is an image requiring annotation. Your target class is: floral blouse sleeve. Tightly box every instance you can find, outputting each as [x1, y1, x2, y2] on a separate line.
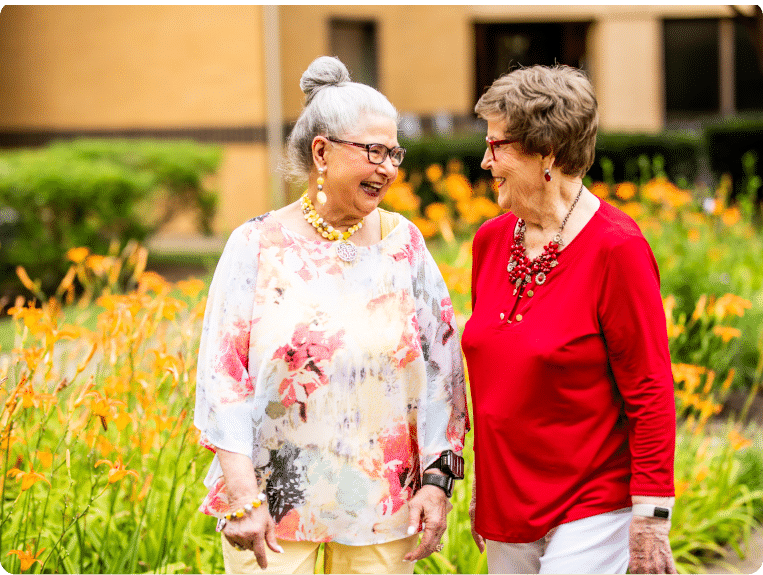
[194, 221, 261, 457]
[409, 225, 470, 470]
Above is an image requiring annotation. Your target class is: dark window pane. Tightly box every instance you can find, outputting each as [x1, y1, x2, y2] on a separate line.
[474, 22, 590, 106]
[734, 19, 763, 111]
[329, 19, 378, 88]
[664, 19, 719, 113]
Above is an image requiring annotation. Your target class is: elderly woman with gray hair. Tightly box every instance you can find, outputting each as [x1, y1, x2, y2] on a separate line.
[193, 56, 468, 574]
[461, 64, 677, 574]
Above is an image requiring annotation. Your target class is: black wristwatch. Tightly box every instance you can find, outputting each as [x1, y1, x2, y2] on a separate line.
[422, 472, 454, 498]
[426, 450, 465, 479]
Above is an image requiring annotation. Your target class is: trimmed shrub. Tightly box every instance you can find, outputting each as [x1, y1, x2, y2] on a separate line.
[0, 139, 221, 301]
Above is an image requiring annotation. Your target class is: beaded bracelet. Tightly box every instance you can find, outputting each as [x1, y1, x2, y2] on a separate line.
[223, 492, 267, 521]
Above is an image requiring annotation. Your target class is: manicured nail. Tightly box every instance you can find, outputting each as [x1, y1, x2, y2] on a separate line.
[275, 545, 285, 553]
[407, 526, 416, 535]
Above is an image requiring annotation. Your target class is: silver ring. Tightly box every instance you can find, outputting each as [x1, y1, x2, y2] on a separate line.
[435, 543, 444, 552]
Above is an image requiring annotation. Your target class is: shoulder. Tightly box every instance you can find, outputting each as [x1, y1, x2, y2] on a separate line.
[472, 211, 514, 254]
[592, 200, 650, 252]
[221, 212, 275, 256]
[592, 201, 658, 275]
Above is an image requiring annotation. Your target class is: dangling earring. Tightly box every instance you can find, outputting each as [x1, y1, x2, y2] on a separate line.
[316, 167, 327, 205]
[544, 168, 552, 182]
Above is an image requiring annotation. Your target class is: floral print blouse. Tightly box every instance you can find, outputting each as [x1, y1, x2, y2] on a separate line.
[194, 212, 468, 545]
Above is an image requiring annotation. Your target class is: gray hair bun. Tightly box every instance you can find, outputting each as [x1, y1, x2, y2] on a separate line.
[300, 56, 351, 105]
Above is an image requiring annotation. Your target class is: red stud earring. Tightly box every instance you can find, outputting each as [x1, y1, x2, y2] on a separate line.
[544, 169, 552, 182]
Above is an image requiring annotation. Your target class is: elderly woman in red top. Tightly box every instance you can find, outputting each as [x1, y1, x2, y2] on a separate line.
[461, 64, 677, 574]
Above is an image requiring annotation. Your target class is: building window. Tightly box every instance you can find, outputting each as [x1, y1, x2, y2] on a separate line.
[473, 22, 591, 105]
[329, 19, 378, 88]
[664, 18, 763, 123]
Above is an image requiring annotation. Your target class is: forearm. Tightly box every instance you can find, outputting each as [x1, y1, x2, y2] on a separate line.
[216, 448, 261, 503]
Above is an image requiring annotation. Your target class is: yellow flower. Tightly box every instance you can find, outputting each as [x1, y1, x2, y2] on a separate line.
[95, 457, 139, 484]
[687, 228, 701, 243]
[714, 293, 752, 319]
[615, 182, 637, 201]
[412, 217, 438, 239]
[721, 206, 741, 226]
[424, 202, 449, 222]
[620, 202, 643, 220]
[138, 271, 171, 295]
[176, 278, 205, 299]
[6, 466, 51, 491]
[691, 294, 707, 321]
[7, 546, 45, 571]
[728, 428, 752, 450]
[36, 451, 53, 468]
[85, 254, 110, 276]
[712, 325, 741, 343]
[444, 173, 472, 201]
[66, 246, 90, 264]
[589, 182, 610, 199]
[425, 164, 443, 183]
[721, 368, 736, 391]
[383, 182, 420, 213]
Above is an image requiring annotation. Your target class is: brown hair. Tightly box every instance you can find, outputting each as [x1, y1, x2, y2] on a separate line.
[474, 65, 598, 176]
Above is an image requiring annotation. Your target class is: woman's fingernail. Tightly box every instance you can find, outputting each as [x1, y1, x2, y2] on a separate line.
[407, 526, 416, 535]
[275, 545, 285, 553]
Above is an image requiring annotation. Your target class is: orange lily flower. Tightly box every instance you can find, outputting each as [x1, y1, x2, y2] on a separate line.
[7, 546, 45, 571]
[95, 457, 139, 483]
[6, 466, 51, 491]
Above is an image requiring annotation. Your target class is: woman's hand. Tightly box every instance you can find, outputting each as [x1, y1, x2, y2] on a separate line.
[403, 477, 453, 562]
[223, 501, 283, 569]
[628, 516, 677, 574]
[216, 448, 284, 569]
[469, 478, 485, 553]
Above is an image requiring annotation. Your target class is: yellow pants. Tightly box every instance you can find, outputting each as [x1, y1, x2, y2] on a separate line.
[221, 534, 418, 574]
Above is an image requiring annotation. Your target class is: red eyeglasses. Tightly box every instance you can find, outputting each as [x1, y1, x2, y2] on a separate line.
[486, 136, 519, 161]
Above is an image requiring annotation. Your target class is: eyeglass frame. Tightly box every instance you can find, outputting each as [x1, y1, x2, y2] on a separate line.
[485, 136, 520, 161]
[327, 137, 406, 167]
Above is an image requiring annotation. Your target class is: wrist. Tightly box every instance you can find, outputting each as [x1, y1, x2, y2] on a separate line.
[631, 503, 672, 520]
[422, 472, 454, 498]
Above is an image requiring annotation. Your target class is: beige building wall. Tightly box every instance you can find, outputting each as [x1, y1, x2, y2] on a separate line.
[1, 5, 758, 229]
[0, 5, 271, 234]
[279, 6, 473, 120]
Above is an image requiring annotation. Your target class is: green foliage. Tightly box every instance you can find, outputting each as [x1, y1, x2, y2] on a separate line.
[704, 116, 763, 201]
[0, 139, 220, 300]
[590, 131, 702, 186]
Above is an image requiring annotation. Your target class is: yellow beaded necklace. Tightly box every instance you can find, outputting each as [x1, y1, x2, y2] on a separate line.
[300, 192, 363, 242]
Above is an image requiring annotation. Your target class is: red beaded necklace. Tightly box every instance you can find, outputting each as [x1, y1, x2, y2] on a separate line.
[507, 184, 583, 296]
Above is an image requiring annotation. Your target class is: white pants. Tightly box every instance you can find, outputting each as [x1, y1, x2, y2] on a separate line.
[486, 508, 631, 574]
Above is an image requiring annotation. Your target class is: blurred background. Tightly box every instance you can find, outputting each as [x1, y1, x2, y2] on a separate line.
[1, 5, 761, 237]
[2, 7, 763, 574]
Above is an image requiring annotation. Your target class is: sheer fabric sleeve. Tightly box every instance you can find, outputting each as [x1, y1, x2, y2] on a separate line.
[409, 224, 470, 471]
[194, 223, 261, 457]
[598, 235, 676, 496]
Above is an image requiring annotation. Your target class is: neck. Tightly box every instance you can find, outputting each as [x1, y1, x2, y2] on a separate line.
[521, 178, 583, 234]
[306, 188, 363, 231]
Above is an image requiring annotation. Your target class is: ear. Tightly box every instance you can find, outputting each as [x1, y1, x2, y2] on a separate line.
[311, 136, 329, 171]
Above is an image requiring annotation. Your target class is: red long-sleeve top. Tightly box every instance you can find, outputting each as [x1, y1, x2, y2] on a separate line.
[461, 200, 675, 543]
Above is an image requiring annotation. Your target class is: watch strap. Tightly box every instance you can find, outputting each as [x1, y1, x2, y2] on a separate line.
[426, 451, 465, 479]
[632, 503, 672, 520]
[422, 472, 454, 498]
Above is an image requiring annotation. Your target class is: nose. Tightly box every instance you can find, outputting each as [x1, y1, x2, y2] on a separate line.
[377, 155, 397, 178]
[481, 147, 492, 171]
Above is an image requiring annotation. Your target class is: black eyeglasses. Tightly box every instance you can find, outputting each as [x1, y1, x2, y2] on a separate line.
[327, 137, 406, 167]
[486, 136, 519, 161]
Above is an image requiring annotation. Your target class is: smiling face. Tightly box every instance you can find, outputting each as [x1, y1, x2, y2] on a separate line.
[481, 118, 544, 214]
[319, 114, 399, 221]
